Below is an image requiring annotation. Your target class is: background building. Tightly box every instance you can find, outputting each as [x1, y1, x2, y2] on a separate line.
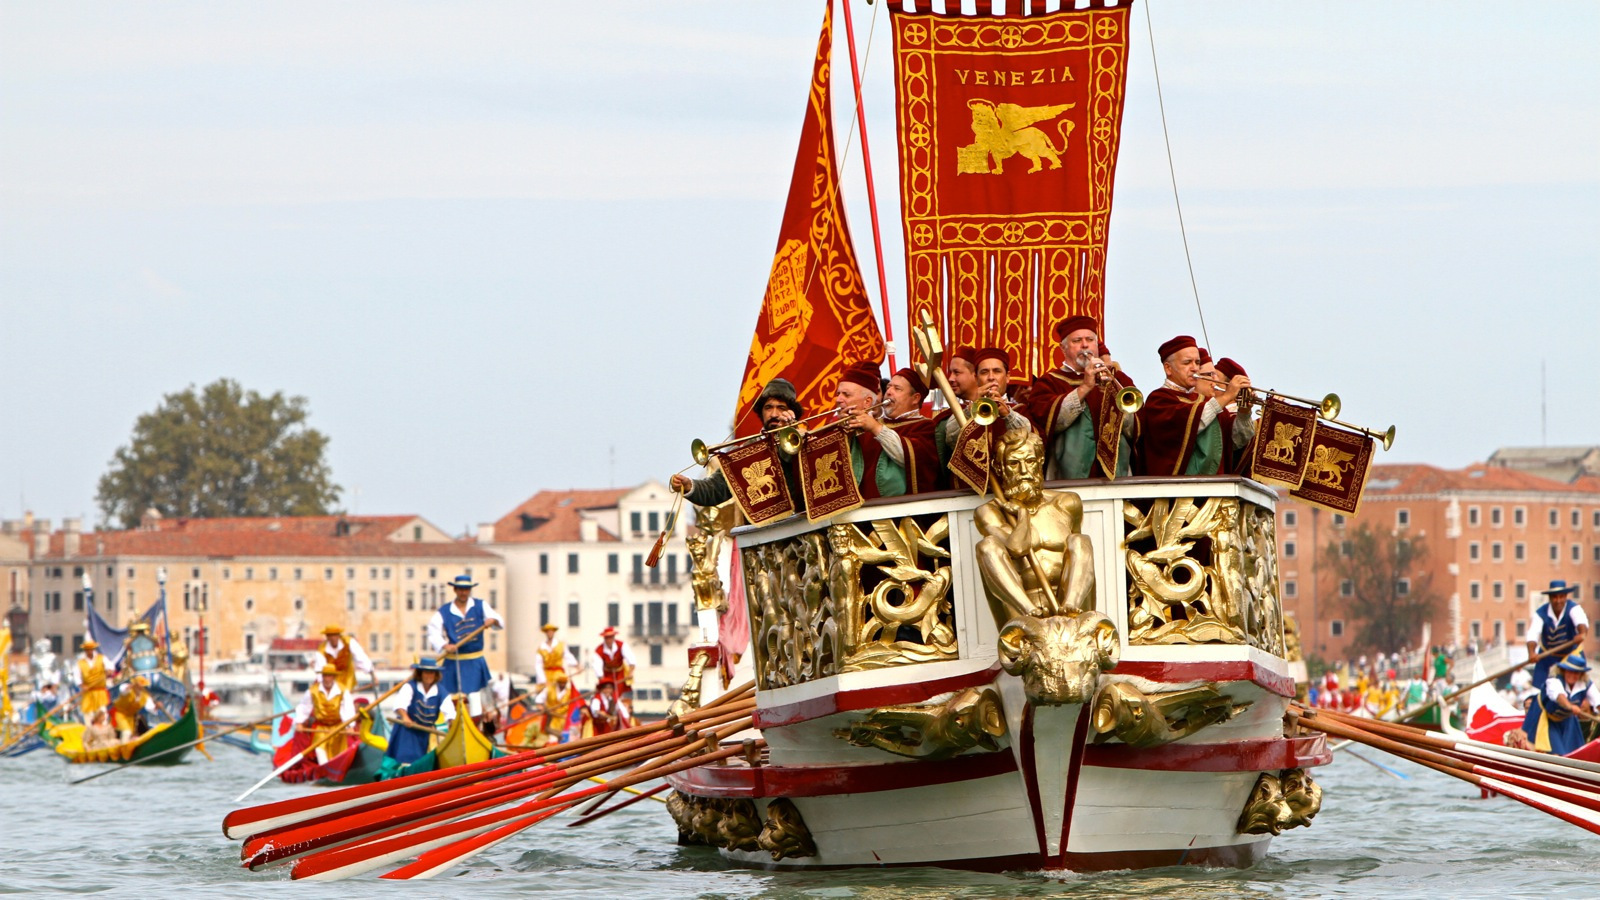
[488, 482, 701, 706]
[1277, 447, 1600, 667]
[12, 512, 506, 672]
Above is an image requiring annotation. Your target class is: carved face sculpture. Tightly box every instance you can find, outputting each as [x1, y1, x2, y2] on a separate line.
[1281, 768, 1323, 827]
[996, 430, 1045, 504]
[998, 610, 1120, 705]
[1237, 772, 1291, 835]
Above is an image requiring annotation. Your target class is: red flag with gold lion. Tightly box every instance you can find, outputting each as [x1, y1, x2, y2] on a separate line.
[731, 5, 885, 438]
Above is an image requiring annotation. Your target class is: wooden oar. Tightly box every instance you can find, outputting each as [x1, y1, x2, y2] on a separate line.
[1400, 635, 1586, 724]
[567, 783, 671, 827]
[235, 684, 405, 803]
[1310, 706, 1600, 786]
[71, 710, 282, 785]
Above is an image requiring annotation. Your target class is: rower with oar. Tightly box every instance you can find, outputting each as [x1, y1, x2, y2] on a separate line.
[1517, 652, 1598, 756]
[427, 574, 504, 723]
[380, 656, 454, 777]
[295, 664, 356, 766]
[1527, 580, 1588, 690]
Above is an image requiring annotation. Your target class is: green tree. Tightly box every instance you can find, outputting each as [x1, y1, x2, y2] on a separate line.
[1323, 523, 1440, 656]
[97, 379, 342, 528]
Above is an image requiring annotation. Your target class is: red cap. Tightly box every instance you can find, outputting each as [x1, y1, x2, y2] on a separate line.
[974, 347, 1011, 370]
[838, 360, 882, 393]
[1197, 348, 1212, 365]
[893, 367, 928, 397]
[946, 345, 977, 370]
[1157, 335, 1197, 361]
[1216, 357, 1247, 380]
[1053, 315, 1099, 341]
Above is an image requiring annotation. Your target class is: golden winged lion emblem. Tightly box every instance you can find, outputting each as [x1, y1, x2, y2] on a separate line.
[1262, 422, 1304, 464]
[957, 99, 1077, 175]
[1304, 446, 1355, 490]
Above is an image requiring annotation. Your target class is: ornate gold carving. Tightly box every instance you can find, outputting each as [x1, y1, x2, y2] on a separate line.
[687, 503, 735, 613]
[1237, 769, 1322, 835]
[757, 798, 817, 861]
[957, 100, 1076, 175]
[1283, 612, 1303, 664]
[745, 516, 957, 690]
[667, 653, 709, 721]
[1122, 497, 1284, 655]
[834, 687, 1006, 760]
[1090, 682, 1250, 749]
[977, 429, 1118, 706]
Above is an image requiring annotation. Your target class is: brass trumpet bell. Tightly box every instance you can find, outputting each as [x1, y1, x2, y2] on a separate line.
[776, 426, 804, 456]
[1380, 424, 1396, 451]
[1318, 393, 1341, 421]
[971, 396, 1003, 427]
[690, 438, 711, 466]
[1117, 386, 1144, 414]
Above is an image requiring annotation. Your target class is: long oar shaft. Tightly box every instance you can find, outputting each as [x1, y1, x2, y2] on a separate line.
[1404, 635, 1586, 723]
[567, 783, 671, 827]
[236, 680, 408, 803]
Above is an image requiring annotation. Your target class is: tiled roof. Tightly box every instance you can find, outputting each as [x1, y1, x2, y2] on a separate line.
[1359, 463, 1600, 498]
[26, 514, 496, 561]
[492, 488, 630, 544]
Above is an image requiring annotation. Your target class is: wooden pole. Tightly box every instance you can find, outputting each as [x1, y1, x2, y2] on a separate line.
[838, 0, 896, 370]
[1397, 635, 1586, 724]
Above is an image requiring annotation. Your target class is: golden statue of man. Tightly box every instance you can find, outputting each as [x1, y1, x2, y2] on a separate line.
[975, 429, 1095, 622]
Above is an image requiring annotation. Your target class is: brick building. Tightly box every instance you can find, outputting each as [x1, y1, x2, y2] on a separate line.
[8, 513, 506, 672]
[1276, 451, 1600, 666]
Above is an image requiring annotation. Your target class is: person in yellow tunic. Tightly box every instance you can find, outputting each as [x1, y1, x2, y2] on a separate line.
[111, 676, 154, 740]
[294, 664, 356, 765]
[535, 622, 579, 688]
[318, 625, 375, 693]
[77, 640, 112, 717]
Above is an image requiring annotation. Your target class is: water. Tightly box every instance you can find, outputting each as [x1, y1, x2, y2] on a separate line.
[1, 748, 1593, 899]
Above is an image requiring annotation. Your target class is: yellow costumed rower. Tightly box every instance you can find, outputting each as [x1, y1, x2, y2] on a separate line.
[295, 664, 356, 764]
[112, 676, 153, 740]
[318, 625, 375, 692]
[77, 640, 111, 716]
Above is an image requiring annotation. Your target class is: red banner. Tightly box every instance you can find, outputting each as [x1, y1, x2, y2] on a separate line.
[948, 419, 992, 494]
[717, 437, 795, 526]
[1290, 423, 1374, 515]
[730, 5, 885, 438]
[891, 4, 1132, 381]
[801, 427, 865, 522]
[1250, 398, 1319, 489]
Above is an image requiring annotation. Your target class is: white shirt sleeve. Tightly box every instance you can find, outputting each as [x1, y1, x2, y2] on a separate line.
[875, 427, 906, 465]
[338, 687, 356, 721]
[1546, 676, 1567, 703]
[426, 610, 447, 653]
[1053, 392, 1085, 434]
[1200, 398, 1221, 429]
[392, 682, 415, 711]
[622, 643, 638, 667]
[438, 691, 456, 724]
[348, 638, 374, 676]
[1231, 411, 1256, 446]
[565, 646, 579, 672]
[1571, 604, 1591, 630]
[295, 688, 315, 722]
[1585, 682, 1599, 708]
[478, 600, 505, 628]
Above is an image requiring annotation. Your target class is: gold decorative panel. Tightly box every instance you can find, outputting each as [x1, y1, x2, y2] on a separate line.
[1122, 497, 1285, 654]
[744, 515, 958, 690]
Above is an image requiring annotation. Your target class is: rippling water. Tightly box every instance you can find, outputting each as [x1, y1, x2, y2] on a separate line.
[1, 746, 1593, 899]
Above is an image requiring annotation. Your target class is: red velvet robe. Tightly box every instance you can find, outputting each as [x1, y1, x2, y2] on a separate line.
[1023, 367, 1138, 478]
[886, 415, 940, 495]
[1136, 385, 1210, 476]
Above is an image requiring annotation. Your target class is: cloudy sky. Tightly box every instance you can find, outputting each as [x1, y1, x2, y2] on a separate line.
[2, 1, 1596, 534]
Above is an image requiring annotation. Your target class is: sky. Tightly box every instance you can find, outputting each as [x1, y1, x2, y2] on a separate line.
[2, 1, 1596, 535]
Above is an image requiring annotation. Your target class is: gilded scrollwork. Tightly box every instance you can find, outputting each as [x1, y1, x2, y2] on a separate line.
[1090, 681, 1251, 749]
[669, 793, 817, 860]
[745, 515, 957, 690]
[833, 687, 1006, 760]
[687, 503, 737, 613]
[1122, 497, 1284, 655]
[1236, 768, 1321, 835]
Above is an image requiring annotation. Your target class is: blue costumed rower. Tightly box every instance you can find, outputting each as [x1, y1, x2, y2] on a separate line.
[1525, 580, 1589, 690]
[383, 655, 455, 769]
[1519, 652, 1598, 756]
[426, 574, 504, 718]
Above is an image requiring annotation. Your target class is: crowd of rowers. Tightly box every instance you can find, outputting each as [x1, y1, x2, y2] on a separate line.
[671, 315, 1258, 506]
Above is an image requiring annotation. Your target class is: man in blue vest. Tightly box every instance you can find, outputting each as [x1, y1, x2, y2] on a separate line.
[426, 574, 504, 720]
[1525, 580, 1589, 690]
[382, 655, 454, 774]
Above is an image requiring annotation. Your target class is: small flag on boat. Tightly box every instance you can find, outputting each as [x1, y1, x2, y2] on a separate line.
[716, 436, 795, 526]
[1250, 397, 1320, 488]
[800, 428, 865, 521]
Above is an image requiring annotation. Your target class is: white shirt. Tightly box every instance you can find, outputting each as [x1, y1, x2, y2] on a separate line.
[594, 639, 638, 670]
[587, 693, 630, 725]
[1530, 601, 1591, 640]
[321, 637, 374, 677]
[1544, 675, 1599, 708]
[392, 681, 456, 725]
[295, 681, 355, 723]
[874, 411, 926, 465]
[425, 598, 505, 653]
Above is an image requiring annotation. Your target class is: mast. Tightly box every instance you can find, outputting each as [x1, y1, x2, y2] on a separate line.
[838, 0, 897, 371]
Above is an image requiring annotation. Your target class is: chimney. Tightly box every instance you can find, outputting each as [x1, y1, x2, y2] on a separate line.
[580, 519, 599, 543]
[33, 531, 49, 557]
[1, 520, 20, 536]
[476, 523, 495, 545]
[140, 508, 162, 531]
[62, 518, 83, 558]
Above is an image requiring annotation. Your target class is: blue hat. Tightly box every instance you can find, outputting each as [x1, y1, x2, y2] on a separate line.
[1540, 580, 1577, 596]
[1556, 652, 1590, 674]
[413, 655, 442, 672]
[448, 574, 477, 589]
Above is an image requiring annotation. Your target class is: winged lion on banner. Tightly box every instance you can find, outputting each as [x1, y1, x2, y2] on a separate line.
[957, 99, 1076, 175]
[1304, 446, 1355, 490]
[1262, 422, 1304, 464]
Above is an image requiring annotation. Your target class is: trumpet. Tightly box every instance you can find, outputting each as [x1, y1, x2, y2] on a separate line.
[1326, 418, 1397, 451]
[690, 403, 854, 464]
[776, 399, 892, 453]
[1192, 374, 1340, 421]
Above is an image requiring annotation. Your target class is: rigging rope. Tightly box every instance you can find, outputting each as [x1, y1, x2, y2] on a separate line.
[1143, 0, 1212, 351]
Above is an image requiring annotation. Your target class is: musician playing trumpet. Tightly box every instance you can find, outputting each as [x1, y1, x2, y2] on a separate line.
[935, 346, 1030, 470]
[834, 361, 939, 497]
[671, 378, 806, 512]
[1138, 336, 1255, 476]
[1022, 316, 1139, 479]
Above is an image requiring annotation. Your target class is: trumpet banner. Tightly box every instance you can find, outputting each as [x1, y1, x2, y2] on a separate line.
[717, 437, 795, 526]
[1250, 398, 1320, 489]
[1289, 423, 1374, 516]
[948, 419, 994, 494]
[801, 428, 865, 522]
[891, 2, 1133, 381]
[730, 4, 885, 438]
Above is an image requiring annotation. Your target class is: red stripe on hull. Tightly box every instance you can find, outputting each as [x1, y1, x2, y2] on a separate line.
[1083, 734, 1330, 772]
[665, 749, 1017, 799]
[754, 664, 1002, 728]
[1113, 659, 1295, 698]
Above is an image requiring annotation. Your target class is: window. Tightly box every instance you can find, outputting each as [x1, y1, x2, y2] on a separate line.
[649, 644, 663, 667]
[1492, 621, 1504, 643]
[1469, 581, 1481, 600]
[608, 602, 620, 628]
[1284, 580, 1298, 598]
[244, 567, 254, 580]
[370, 633, 379, 651]
[347, 567, 355, 579]
[1396, 578, 1410, 596]
[49, 635, 63, 654]
[1284, 541, 1297, 559]
[429, 567, 437, 578]
[1340, 540, 1352, 557]
[370, 567, 379, 579]
[1549, 508, 1559, 527]
[1492, 582, 1503, 600]
[633, 603, 644, 632]
[1550, 543, 1559, 562]
[632, 555, 644, 585]
[245, 633, 256, 656]
[383, 568, 391, 579]
[73, 591, 84, 611]
[268, 567, 278, 581]
[1490, 507, 1502, 526]
[1330, 620, 1344, 637]
[1491, 542, 1502, 562]
[1284, 510, 1297, 528]
[222, 567, 231, 579]
[1333, 514, 1346, 527]
[1470, 621, 1482, 641]
[346, 591, 355, 611]
[1515, 582, 1527, 600]
[105, 565, 113, 577]
[127, 567, 135, 578]
[1469, 542, 1481, 561]
[1397, 509, 1410, 527]
[648, 511, 660, 534]
[406, 591, 415, 610]
[568, 602, 580, 627]
[1466, 506, 1480, 526]
[406, 567, 414, 579]
[539, 554, 549, 575]
[649, 562, 661, 585]
[292, 567, 302, 581]
[606, 553, 619, 574]
[245, 596, 255, 612]
[383, 591, 392, 611]
[1513, 507, 1525, 526]
[540, 602, 550, 627]
[489, 632, 498, 651]
[489, 589, 497, 603]
[1573, 544, 1582, 563]
[1516, 621, 1527, 638]
[630, 511, 642, 534]
[568, 553, 579, 575]
[668, 603, 678, 634]
[325, 568, 334, 580]
[666, 555, 678, 584]
[1593, 510, 1600, 528]
[406, 634, 416, 652]
[1594, 545, 1600, 563]
[293, 596, 303, 611]
[1515, 543, 1526, 561]
[191, 567, 200, 579]
[369, 591, 378, 610]
[1340, 579, 1353, 597]
[489, 568, 496, 579]
[414, 525, 423, 541]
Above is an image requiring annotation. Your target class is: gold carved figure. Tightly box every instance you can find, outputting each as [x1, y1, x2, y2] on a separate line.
[1090, 681, 1251, 749]
[834, 687, 1006, 760]
[1262, 422, 1304, 464]
[757, 798, 817, 861]
[811, 450, 843, 495]
[667, 653, 709, 720]
[668, 793, 765, 852]
[1236, 772, 1292, 835]
[687, 503, 734, 613]
[977, 429, 1118, 706]
[957, 99, 1077, 175]
[1280, 767, 1323, 829]
[742, 457, 779, 504]
[1304, 445, 1354, 490]
[1283, 613, 1303, 663]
